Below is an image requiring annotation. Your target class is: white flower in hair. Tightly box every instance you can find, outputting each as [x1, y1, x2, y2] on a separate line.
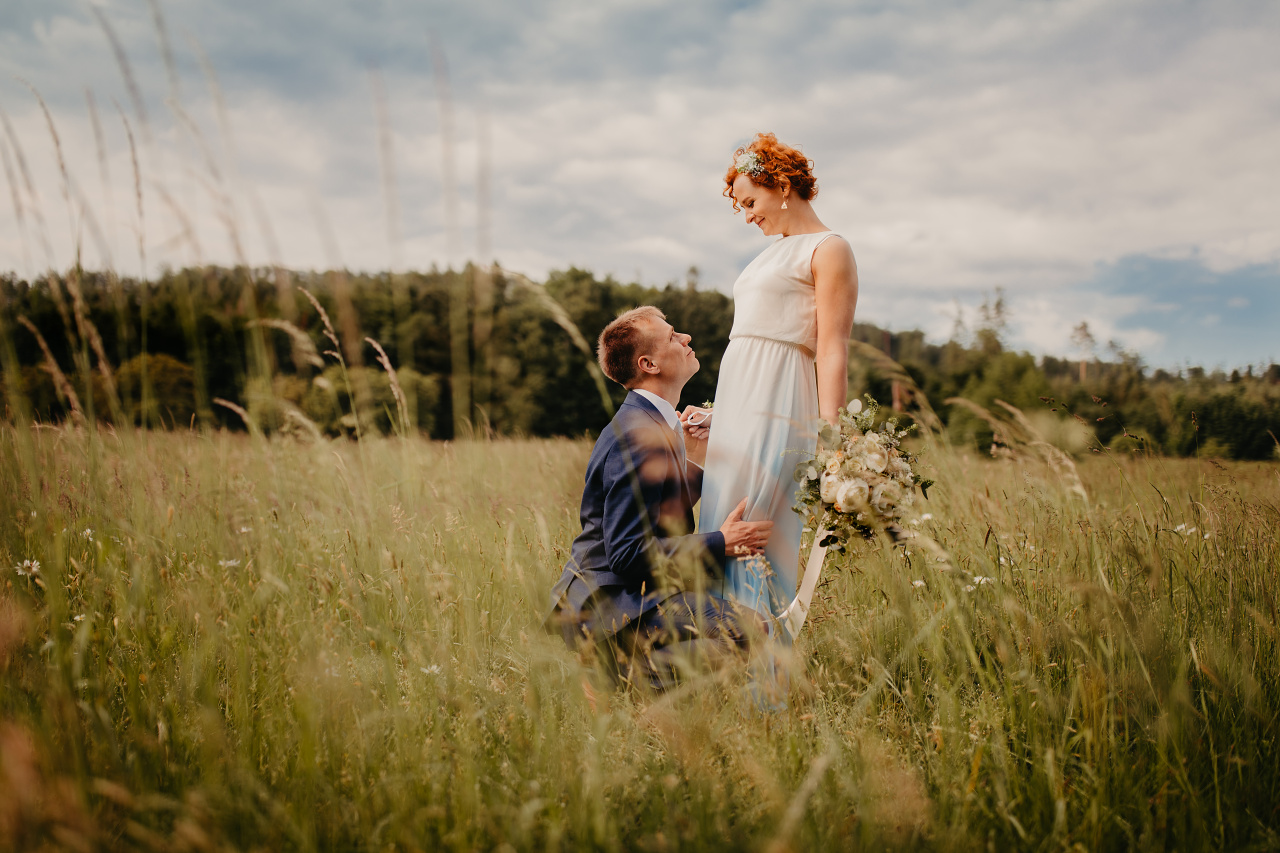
[735, 150, 764, 177]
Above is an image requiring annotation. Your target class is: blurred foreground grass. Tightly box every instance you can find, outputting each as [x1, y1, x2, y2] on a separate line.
[1, 427, 1277, 850]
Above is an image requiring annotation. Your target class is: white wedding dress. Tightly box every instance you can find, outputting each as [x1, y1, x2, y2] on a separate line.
[700, 230, 848, 637]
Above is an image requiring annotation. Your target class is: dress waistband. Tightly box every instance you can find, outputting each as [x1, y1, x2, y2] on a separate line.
[730, 334, 815, 360]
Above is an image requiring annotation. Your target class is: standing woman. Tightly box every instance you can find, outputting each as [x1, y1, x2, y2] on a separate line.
[686, 133, 859, 635]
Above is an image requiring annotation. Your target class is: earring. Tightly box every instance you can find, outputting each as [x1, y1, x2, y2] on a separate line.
[781, 198, 789, 210]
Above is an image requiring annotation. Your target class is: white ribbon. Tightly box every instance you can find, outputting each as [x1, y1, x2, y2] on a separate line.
[776, 526, 828, 640]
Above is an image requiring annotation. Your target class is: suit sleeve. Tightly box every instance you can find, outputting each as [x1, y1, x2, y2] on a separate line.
[600, 436, 725, 583]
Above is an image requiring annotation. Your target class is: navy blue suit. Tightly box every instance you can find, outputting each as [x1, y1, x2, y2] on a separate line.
[548, 391, 727, 644]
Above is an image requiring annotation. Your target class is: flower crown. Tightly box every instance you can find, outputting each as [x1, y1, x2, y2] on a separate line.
[734, 150, 764, 177]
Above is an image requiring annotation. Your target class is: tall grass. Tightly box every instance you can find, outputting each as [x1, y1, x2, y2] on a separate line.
[2, 13, 1277, 849]
[1, 424, 1276, 850]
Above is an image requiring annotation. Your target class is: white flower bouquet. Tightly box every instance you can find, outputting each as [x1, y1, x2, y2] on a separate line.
[793, 395, 933, 548]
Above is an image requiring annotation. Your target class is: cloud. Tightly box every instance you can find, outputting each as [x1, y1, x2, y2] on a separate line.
[1, 0, 1278, 367]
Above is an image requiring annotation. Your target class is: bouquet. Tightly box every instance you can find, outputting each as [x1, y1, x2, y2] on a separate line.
[793, 396, 933, 548]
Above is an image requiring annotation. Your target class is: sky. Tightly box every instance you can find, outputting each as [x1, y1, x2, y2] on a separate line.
[2, 0, 1278, 369]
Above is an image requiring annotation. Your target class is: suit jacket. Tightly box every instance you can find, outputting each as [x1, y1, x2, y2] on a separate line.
[547, 391, 727, 643]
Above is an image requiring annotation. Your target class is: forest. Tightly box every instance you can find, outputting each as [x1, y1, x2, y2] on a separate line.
[2, 265, 1278, 459]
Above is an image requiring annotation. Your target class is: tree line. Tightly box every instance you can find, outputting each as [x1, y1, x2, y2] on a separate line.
[1, 266, 1278, 460]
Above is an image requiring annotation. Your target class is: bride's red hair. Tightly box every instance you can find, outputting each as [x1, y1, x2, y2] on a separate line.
[723, 133, 818, 212]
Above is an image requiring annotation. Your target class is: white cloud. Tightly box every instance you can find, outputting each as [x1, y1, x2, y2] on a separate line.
[1, 0, 1278, 366]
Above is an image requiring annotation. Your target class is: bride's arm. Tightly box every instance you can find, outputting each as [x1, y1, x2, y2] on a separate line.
[812, 238, 859, 424]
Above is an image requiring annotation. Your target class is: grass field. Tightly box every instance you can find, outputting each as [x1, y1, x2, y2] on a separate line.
[1, 425, 1278, 850]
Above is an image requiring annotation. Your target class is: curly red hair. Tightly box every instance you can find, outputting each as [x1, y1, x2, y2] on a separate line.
[723, 133, 817, 212]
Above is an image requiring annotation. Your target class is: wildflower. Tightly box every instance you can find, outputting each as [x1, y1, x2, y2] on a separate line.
[239, 526, 252, 534]
[973, 576, 993, 586]
[218, 559, 240, 568]
[919, 513, 934, 522]
[964, 584, 976, 592]
[83, 528, 94, 540]
[912, 580, 926, 589]
[420, 665, 443, 676]
[999, 556, 1007, 565]
[73, 614, 86, 622]
[14, 559, 41, 577]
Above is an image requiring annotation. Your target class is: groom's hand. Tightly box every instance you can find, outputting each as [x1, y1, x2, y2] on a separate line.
[720, 498, 772, 556]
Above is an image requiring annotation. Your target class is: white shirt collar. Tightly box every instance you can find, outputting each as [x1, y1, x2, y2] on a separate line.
[632, 389, 679, 431]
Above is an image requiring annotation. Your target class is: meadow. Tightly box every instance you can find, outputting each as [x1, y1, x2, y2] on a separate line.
[1, 422, 1277, 851]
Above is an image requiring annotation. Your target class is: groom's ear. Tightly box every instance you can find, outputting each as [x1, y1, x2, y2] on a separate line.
[636, 353, 660, 376]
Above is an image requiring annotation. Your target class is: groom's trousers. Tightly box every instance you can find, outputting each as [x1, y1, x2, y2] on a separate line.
[589, 592, 765, 692]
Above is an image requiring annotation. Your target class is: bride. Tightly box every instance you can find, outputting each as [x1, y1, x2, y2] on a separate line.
[683, 132, 859, 639]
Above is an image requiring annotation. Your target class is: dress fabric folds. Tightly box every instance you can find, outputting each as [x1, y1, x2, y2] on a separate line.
[699, 230, 846, 634]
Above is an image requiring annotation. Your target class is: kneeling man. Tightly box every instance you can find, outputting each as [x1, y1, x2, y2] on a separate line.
[547, 306, 772, 690]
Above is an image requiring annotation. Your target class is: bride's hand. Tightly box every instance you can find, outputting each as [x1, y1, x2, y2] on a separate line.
[679, 406, 712, 441]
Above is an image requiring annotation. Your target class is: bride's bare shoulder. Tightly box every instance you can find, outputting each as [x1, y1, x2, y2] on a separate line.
[812, 233, 857, 277]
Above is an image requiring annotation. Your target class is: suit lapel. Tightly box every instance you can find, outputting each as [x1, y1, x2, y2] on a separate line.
[622, 392, 694, 512]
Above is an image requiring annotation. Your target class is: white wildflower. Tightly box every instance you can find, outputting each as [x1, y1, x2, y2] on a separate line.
[239, 526, 252, 534]
[73, 614, 86, 622]
[83, 528, 94, 540]
[964, 584, 976, 592]
[218, 559, 240, 568]
[15, 559, 41, 577]
[920, 513, 934, 522]
[912, 580, 926, 589]
[973, 576, 993, 586]
[420, 665, 443, 676]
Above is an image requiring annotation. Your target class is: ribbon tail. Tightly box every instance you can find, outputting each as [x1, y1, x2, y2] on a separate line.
[776, 526, 828, 640]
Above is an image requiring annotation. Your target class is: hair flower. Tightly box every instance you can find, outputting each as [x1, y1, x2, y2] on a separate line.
[735, 151, 764, 177]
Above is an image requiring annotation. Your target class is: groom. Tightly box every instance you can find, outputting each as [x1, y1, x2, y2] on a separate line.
[547, 306, 772, 690]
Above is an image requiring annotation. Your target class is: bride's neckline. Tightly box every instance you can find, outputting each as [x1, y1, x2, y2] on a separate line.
[777, 229, 833, 239]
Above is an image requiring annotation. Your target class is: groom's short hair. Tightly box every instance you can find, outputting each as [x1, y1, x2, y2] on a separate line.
[598, 306, 665, 388]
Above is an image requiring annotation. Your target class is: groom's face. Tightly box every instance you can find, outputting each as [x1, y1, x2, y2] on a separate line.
[640, 318, 699, 387]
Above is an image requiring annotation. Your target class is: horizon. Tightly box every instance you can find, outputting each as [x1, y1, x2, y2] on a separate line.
[2, 1, 1278, 371]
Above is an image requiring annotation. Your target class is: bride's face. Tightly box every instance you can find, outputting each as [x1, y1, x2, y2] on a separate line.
[732, 174, 787, 236]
